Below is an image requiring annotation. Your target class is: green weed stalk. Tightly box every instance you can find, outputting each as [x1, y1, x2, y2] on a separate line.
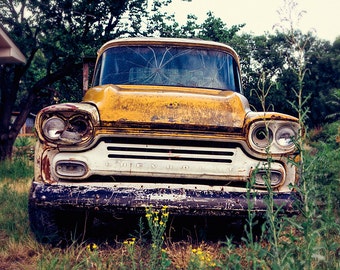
[145, 206, 170, 270]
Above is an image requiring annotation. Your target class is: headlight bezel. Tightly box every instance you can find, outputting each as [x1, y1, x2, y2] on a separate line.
[248, 120, 299, 154]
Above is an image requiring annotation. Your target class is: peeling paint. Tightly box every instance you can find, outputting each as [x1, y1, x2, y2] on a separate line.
[30, 182, 300, 216]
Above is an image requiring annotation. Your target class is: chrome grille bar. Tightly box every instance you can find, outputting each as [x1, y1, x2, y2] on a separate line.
[107, 143, 234, 163]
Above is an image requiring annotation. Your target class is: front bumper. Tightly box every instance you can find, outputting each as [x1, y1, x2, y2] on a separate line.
[29, 181, 301, 217]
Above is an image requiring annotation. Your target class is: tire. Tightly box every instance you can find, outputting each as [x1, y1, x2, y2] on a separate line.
[28, 187, 93, 246]
[28, 202, 61, 245]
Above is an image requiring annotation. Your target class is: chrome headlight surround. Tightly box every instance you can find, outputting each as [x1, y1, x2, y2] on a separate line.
[248, 121, 299, 154]
[41, 113, 94, 145]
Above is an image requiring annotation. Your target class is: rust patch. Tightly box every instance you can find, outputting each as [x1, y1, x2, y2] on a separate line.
[42, 155, 51, 182]
[63, 103, 79, 110]
[41, 103, 79, 112]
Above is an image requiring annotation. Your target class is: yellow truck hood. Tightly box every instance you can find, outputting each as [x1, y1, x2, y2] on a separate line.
[83, 85, 250, 128]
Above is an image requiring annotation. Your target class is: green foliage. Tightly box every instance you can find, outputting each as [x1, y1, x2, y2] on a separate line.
[239, 25, 340, 265]
[1, 0, 137, 160]
[325, 88, 340, 121]
[306, 124, 340, 209]
[225, 30, 340, 129]
[198, 11, 244, 43]
[309, 121, 340, 146]
[0, 184, 30, 242]
[13, 136, 35, 160]
[0, 137, 35, 180]
[218, 238, 242, 269]
[0, 158, 33, 181]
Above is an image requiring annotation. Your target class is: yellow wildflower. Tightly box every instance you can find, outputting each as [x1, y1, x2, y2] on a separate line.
[123, 238, 136, 246]
[86, 243, 98, 252]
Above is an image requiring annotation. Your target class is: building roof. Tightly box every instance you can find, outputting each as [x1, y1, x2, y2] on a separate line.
[0, 24, 26, 64]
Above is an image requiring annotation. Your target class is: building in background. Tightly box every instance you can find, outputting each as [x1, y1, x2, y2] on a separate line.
[0, 24, 26, 64]
[1, 24, 33, 136]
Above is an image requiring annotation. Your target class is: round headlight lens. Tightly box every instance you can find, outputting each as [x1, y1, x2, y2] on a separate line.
[252, 126, 273, 148]
[42, 117, 65, 140]
[69, 117, 88, 135]
[59, 116, 89, 142]
[276, 126, 296, 147]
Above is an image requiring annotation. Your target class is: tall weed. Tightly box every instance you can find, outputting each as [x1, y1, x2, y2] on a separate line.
[0, 184, 30, 242]
[242, 61, 340, 269]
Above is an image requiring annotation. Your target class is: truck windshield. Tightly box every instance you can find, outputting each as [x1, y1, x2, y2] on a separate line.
[93, 45, 241, 92]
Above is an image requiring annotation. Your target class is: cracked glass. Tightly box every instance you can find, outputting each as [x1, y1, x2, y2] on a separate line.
[93, 45, 241, 92]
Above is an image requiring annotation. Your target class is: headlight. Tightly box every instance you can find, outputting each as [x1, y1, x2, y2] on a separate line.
[59, 116, 89, 142]
[41, 115, 93, 144]
[42, 117, 66, 140]
[276, 126, 296, 148]
[251, 126, 273, 148]
[249, 121, 299, 154]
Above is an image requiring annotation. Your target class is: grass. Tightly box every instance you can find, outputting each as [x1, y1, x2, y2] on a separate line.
[0, 126, 339, 269]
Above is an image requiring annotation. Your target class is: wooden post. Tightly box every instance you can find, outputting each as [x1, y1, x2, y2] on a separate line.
[82, 57, 96, 96]
[83, 61, 89, 95]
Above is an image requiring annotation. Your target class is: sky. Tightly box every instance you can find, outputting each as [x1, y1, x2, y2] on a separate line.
[162, 0, 340, 42]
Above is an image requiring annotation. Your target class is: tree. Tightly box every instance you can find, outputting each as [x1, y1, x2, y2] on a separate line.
[198, 11, 244, 43]
[0, 0, 179, 160]
[3, 0, 335, 161]
[0, 0, 251, 161]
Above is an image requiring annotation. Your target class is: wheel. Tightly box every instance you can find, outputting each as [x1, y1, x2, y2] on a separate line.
[28, 187, 93, 246]
[28, 202, 60, 245]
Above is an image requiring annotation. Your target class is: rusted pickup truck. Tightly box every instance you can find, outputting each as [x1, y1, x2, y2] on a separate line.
[29, 37, 300, 244]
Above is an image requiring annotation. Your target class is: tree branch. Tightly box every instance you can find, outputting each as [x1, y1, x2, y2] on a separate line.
[10, 62, 83, 138]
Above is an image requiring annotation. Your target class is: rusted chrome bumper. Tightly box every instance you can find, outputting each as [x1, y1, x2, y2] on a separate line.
[29, 182, 301, 217]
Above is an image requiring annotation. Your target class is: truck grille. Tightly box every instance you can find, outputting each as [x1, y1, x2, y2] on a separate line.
[55, 136, 263, 183]
[104, 137, 237, 164]
[55, 136, 285, 185]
